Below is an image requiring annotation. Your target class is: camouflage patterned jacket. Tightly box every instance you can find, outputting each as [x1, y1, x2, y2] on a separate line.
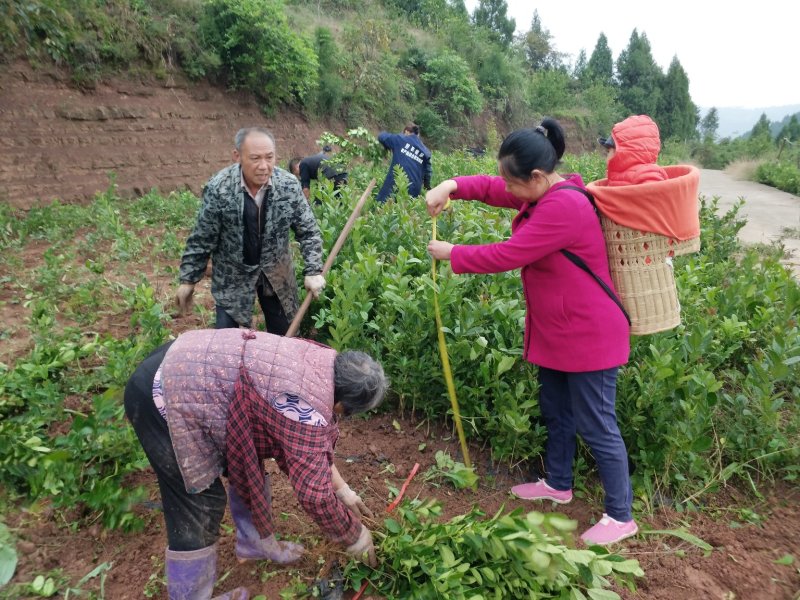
[179, 164, 323, 327]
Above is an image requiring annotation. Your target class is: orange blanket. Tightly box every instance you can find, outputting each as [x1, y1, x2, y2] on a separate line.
[587, 165, 700, 240]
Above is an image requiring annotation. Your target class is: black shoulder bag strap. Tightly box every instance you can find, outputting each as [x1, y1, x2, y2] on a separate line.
[558, 185, 632, 326]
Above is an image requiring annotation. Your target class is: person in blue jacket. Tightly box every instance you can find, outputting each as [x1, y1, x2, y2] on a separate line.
[375, 123, 432, 203]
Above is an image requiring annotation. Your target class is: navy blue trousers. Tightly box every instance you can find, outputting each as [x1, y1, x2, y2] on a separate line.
[538, 366, 633, 521]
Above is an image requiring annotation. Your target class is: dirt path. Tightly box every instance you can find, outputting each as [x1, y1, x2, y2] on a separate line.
[700, 168, 800, 276]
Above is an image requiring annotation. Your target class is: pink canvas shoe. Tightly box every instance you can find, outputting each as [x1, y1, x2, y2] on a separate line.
[580, 514, 638, 546]
[511, 480, 573, 504]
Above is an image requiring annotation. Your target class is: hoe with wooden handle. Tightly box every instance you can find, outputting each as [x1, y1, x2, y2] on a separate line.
[285, 178, 376, 338]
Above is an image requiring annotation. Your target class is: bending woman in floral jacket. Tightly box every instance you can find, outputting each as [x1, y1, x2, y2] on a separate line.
[124, 328, 387, 599]
[425, 118, 637, 546]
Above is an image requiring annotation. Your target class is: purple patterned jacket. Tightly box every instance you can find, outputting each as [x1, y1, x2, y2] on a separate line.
[160, 328, 361, 545]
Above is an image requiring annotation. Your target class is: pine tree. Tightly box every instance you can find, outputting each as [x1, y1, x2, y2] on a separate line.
[778, 115, 800, 143]
[586, 33, 613, 86]
[750, 113, 772, 140]
[659, 56, 697, 140]
[700, 108, 719, 142]
[615, 30, 663, 117]
[573, 49, 588, 81]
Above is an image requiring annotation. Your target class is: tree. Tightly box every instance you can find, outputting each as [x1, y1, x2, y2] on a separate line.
[573, 49, 587, 81]
[750, 113, 772, 140]
[581, 82, 624, 136]
[201, 0, 319, 108]
[313, 27, 346, 117]
[449, 0, 468, 19]
[586, 33, 613, 86]
[615, 29, 663, 117]
[472, 0, 515, 47]
[659, 56, 697, 140]
[528, 70, 574, 114]
[699, 107, 719, 142]
[519, 10, 565, 71]
[777, 114, 800, 143]
[747, 113, 774, 155]
[420, 51, 484, 122]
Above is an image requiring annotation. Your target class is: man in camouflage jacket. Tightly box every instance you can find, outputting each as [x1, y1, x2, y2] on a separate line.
[177, 127, 325, 332]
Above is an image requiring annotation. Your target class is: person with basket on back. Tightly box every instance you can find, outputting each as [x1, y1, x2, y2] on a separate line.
[425, 118, 637, 545]
[590, 115, 701, 335]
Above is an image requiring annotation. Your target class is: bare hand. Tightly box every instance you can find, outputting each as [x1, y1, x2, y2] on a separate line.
[425, 180, 457, 217]
[176, 283, 195, 315]
[427, 240, 454, 261]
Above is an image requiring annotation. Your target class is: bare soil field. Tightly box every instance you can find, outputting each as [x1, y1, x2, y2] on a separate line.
[6, 394, 800, 599]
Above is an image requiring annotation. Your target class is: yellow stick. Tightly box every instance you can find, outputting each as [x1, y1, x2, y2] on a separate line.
[431, 214, 471, 470]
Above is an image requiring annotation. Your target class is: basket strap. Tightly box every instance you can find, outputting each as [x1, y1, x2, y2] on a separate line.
[561, 185, 600, 218]
[558, 185, 631, 326]
[561, 249, 631, 326]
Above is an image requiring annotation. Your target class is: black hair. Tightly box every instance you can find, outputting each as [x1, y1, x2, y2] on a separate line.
[497, 118, 566, 181]
[288, 157, 301, 174]
[404, 122, 420, 135]
[333, 351, 388, 416]
[322, 144, 333, 153]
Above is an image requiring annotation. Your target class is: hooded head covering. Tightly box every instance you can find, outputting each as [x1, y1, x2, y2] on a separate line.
[606, 115, 668, 186]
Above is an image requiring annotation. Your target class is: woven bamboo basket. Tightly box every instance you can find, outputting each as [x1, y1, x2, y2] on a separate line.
[600, 216, 685, 335]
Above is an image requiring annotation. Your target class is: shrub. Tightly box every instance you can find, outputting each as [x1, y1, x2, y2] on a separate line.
[755, 160, 800, 194]
[420, 51, 484, 123]
[201, 0, 318, 108]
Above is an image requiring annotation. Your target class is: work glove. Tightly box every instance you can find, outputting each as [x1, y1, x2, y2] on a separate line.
[304, 274, 326, 299]
[237, 532, 304, 565]
[336, 484, 374, 519]
[346, 524, 377, 568]
[176, 283, 195, 315]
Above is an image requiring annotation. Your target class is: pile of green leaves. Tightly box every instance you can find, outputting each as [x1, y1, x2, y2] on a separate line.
[347, 497, 643, 599]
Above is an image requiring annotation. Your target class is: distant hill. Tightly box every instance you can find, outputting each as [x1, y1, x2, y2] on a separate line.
[701, 105, 800, 139]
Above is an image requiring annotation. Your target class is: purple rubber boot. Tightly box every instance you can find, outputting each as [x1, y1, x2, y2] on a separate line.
[228, 482, 304, 564]
[165, 544, 249, 600]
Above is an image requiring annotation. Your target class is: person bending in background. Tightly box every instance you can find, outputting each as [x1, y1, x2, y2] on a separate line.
[375, 122, 432, 203]
[176, 127, 326, 335]
[425, 118, 637, 546]
[289, 144, 348, 202]
[124, 328, 387, 599]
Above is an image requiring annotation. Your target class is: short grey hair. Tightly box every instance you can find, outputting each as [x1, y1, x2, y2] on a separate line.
[234, 127, 275, 152]
[333, 351, 388, 415]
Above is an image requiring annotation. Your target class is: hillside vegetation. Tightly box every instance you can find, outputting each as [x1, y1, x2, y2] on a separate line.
[2, 0, 698, 148]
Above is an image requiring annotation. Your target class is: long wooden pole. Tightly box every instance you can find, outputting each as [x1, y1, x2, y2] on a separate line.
[285, 178, 376, 338]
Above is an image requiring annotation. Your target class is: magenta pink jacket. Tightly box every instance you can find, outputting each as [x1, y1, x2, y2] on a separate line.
[450, 174, 629, 372]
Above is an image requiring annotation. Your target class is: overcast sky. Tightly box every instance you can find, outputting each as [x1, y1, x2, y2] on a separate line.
[463, 1, 800, 109]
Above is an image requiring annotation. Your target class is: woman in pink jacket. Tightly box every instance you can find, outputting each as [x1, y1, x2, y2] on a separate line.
[426, 118, 637, 545]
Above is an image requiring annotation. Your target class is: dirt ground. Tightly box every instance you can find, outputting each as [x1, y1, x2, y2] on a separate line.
[5, 407, 799, 599]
